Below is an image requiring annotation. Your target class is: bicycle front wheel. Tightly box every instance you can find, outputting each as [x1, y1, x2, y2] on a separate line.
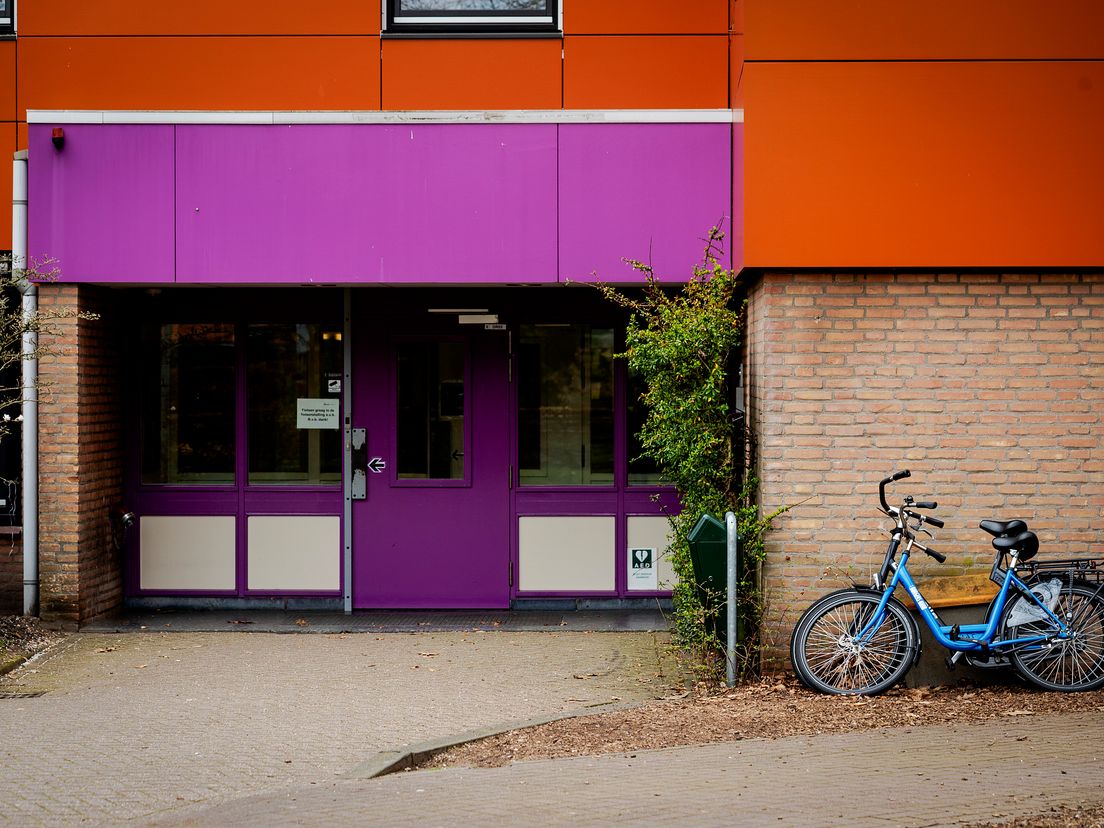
[790, 589, 919, 695]
[1001, 581, 1104, 692]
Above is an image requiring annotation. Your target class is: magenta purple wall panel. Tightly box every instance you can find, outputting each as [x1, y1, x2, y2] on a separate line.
[558, 124, 733, 282]
[28, 121, 740, 284]
[28, 125, 176, 282]
[732, 125, 745, 272]
[175, 124, 559, 283]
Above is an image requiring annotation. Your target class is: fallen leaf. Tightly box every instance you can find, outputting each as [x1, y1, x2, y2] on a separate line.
[294, 618, 309, 627]
[1002, 710, 1035, 717]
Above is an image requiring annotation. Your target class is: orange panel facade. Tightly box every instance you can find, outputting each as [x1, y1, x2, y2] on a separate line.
[746, 0, 1104, 60]
[564, 35, 729, 109]
[730, 31, 744, 109]
[20, 0, 381, 36]
[0, 122, 15, 249]
[381, 39, 562, 110]
[0, 41, 14, 122]
[565, 0, 728, 34]
[18, 37, 382, 114]
[744, 61, 1104, 268]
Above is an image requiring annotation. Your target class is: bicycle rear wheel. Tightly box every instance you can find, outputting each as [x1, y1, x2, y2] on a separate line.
[790, 588, 919, 695]
[1000, 581, 1104, 692]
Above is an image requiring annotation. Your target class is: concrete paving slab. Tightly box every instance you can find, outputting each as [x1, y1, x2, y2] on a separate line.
[0, 628, 677, 826]
[152, 710, 1104, 828]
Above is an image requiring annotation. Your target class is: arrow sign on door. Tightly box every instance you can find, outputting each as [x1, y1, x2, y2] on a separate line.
[367, 457, 387, 474]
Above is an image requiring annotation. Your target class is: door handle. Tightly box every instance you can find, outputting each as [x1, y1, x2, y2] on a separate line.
[351, 428, 367, 500]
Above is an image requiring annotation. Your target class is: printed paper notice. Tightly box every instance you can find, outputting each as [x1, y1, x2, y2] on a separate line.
[627, 547, 658, 591]
[296, 398, 339, 430]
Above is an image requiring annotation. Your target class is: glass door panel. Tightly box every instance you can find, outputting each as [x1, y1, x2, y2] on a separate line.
[395, 341, 466, 481]
[246, 323, 342, 486]
[518, 324, 614, 486]
[141, 323, 236, 485]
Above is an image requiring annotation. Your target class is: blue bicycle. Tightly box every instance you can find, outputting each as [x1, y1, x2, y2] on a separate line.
[790, 470, 1104, 695]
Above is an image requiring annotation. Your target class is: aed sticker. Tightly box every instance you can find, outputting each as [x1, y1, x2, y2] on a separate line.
[628, 547, 658, 591]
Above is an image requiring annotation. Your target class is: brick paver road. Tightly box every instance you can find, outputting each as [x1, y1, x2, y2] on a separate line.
[0, 630, 674, 825]
[5, 628, 1104, 827]
[159, 710, 1104, 828]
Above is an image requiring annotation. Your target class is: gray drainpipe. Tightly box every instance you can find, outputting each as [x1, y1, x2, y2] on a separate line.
[12, 150, 38, 616]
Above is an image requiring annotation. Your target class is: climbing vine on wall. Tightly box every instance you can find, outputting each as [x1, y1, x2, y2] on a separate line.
[593, 228, 782, 679]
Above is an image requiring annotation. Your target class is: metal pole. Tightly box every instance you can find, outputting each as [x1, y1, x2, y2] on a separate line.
[342, 288, 353, 614]
[13, 150, 37, 617]
[725, 510, 737, 688]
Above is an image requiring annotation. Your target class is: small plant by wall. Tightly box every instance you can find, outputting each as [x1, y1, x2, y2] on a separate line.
[594, 228, 784, 680]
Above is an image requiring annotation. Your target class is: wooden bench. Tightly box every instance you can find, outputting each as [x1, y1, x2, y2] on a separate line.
[899, 571, 997, 610]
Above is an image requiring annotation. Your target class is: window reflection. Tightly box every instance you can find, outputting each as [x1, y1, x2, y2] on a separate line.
[626, 369, 664, 485]
[400, 1, 548, 9]
[518, 324, 613, 486]
[247, 324, 342, 486]
[141, 324, 235, 485]
[396, 341, 466, 480]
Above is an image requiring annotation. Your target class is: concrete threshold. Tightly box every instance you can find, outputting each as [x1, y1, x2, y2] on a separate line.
[81, 608, 669, 634]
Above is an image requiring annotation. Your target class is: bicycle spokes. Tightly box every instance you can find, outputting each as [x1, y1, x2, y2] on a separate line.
[1010, 589, 1104, 690]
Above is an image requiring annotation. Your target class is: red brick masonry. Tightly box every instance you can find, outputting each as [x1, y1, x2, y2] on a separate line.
[747, 273, 1104, 653]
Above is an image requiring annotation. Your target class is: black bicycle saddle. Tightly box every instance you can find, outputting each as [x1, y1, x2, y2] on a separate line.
[979, 519, 1028, 537]
[992, 530, 1039, 561]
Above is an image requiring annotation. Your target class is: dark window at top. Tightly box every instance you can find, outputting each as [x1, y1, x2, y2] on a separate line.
[386, 0, 559, 35]
[0, 0, 13, 36]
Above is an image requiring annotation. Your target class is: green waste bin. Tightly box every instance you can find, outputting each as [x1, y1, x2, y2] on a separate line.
[687, 513, 741, 644]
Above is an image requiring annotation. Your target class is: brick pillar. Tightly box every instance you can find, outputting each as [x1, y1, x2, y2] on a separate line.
[36, 283, 125, 624]
[746, 273, 1104, 666]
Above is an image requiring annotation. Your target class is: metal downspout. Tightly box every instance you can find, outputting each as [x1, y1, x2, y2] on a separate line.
[342, 288, 352, 614]
[12, 150, 37, 616]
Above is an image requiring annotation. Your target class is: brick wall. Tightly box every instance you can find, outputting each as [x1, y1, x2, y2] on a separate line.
[36, 284, 124, 624]
[746, 273, 1104, 662]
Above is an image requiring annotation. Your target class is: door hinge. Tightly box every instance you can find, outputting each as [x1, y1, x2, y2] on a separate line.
[509, 560, 514, 587]
[508, 464, 513, 490]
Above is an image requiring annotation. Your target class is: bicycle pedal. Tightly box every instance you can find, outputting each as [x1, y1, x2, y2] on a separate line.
[945, 652, 962, 671]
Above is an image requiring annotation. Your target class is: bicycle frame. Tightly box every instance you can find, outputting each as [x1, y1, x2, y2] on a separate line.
[858, 545, 1071, 655]
[791, 470, 1104, 695]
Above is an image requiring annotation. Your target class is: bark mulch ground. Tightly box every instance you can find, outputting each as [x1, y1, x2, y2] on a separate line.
[424, 678, 1104, 771]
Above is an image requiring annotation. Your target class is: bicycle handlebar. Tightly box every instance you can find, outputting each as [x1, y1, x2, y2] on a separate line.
[879, 469, 910, 511]
[925, 547, 947, 564]
[876, 470, 951, 572]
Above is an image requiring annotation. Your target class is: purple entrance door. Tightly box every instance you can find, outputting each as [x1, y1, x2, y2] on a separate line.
[351, 316, 511, 608]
